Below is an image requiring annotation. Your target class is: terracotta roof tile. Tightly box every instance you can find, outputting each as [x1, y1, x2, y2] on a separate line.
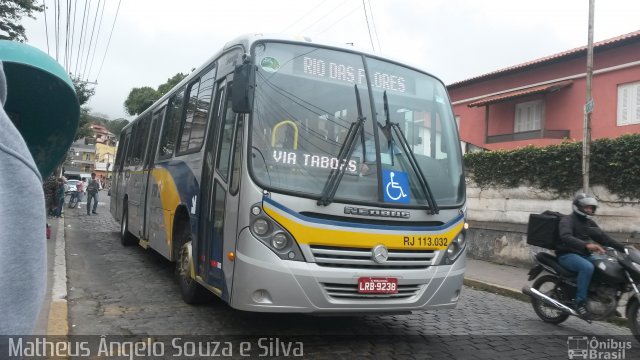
[467, 80, 573, 107]
[449, 30, 640, 88]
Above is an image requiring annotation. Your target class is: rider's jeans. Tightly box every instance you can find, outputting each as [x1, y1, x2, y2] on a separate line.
[557, 253, 595, 304]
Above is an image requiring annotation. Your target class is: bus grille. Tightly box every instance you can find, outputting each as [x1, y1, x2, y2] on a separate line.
[310, 245, 435, 269]
[322, 282, 422, 299]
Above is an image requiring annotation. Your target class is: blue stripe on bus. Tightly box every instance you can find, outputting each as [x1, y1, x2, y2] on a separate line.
[262, 196, 463, 232]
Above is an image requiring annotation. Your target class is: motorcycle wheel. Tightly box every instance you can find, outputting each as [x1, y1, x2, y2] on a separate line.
[629, 300, 640, 342]
[531, 274, 570, 324]
[69, 195, 78, 208]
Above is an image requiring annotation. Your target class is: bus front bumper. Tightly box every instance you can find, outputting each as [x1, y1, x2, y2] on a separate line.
[230, 230, 466, 313]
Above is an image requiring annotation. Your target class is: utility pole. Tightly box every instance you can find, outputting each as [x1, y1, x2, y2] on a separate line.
[582, 0, 595, 193]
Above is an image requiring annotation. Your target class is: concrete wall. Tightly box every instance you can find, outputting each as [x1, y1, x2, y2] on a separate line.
[465, 183, 640, 267]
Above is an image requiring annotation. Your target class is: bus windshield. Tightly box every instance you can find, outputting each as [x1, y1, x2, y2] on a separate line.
[249, 42, 464, 207]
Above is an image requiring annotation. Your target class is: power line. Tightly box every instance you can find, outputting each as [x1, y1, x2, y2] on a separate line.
[312, 4, 361, 38]
[86, 0, 106, 81]
[95, 0, 122, 82]
[74, 0, 90, 77]
[367, 0, 382, 52]
[299, 0, 352, 34]
[81, 0, 102, 81]
[281, 0, 328, 34]
[64, 0, 71, 70]
[54, 0, 60, 60]
[43, 0, 50, 55]
[362, 0, 375, 52]
[69, 0, 78, 73]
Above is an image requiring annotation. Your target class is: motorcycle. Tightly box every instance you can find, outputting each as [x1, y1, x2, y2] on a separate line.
[68, 190, 79, 208]
[522, 245, 640, 341]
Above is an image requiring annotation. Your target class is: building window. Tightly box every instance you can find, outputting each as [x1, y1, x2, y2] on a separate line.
[617, 81, 640, 126]
[514, 100, 543, 133]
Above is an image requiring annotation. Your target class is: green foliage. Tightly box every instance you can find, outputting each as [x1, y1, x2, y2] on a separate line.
[464, 134, 640, 200]
[105, 118, 129, 136]
[72, 77, 96, 106]
[123, 72, 187, 116]
[124, 86, 159, 116]
[75, 108, 93, 140]
[0, 0, 43, 42]
[71, 77, 96, 140]
[157, 72, 187, 96]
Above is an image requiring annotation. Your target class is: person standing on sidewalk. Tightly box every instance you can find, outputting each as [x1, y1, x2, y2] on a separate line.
[556, 193, 626, 318]
[54, 178, 66, 217]
[86, 172, 100, 215]
[76, 177, 85, 202]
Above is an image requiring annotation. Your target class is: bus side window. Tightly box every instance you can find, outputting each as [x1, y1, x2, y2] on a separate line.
[158, 88, 186, 159]
[177, 66, 217, 154]
[126, 123, 138, 166]
[215, 86, 235, 181]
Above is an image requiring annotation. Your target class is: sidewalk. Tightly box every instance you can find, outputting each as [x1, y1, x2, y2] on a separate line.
[464, 258, 531, 302]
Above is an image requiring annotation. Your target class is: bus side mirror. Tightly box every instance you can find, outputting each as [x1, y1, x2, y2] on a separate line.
[232, 62, 255, 114]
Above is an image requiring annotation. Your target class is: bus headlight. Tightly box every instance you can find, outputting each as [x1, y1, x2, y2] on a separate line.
[271, 232, 288, 250]
[439, 230, 466, 265]
[252, 219, 269, 235]
[248, 202, 305, 261]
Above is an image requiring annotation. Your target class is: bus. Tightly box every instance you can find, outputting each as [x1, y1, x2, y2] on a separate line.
[110, 34, 467, 313]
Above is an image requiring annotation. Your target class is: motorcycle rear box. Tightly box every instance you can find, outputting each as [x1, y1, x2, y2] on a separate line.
[527, 212, 563, 250]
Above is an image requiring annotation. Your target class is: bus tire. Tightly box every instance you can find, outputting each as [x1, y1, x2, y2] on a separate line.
[176, 229, 210, 304]
[120, 205, 138, 246]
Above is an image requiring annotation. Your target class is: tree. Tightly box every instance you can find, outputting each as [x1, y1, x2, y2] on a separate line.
[0, 0, 44, 42]
[75, 107, 93, 140]
[73, 77, 96, 106]
[124, 86, 159, 116]
[106, 119, 129, 137]
[123, 72, 187, 116]
[157, 72, 187, 96]
[72, 77, 96, 140]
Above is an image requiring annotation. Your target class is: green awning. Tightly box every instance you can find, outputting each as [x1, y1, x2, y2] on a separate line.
[0, 40, 79, 178]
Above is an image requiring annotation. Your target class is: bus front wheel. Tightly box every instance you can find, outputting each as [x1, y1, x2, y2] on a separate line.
[176, 231, 210, 304]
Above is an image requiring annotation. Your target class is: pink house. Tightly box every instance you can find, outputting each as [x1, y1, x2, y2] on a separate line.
[447, 30, 640, 151]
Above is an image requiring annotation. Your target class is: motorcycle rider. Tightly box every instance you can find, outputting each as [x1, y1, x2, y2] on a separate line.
[556, 193, 626, 318]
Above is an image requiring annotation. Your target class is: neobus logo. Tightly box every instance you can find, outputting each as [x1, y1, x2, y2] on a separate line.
[344, 206, 410, 219]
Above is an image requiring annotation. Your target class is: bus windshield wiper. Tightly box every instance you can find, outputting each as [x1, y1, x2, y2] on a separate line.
[382, 91, 439, 214]
[317, 85, 366, 206]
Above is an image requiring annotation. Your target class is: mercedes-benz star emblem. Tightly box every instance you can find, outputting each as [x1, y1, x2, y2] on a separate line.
[371, 245, 389, 264]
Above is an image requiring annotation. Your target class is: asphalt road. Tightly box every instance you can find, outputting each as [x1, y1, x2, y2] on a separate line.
[59, 194, 640, 359]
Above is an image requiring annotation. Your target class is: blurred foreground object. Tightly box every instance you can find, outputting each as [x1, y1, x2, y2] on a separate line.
[0, 40, 79, 177]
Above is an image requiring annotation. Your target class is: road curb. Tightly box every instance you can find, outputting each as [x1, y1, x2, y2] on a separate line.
[47, 216, 69, 335]
[464, 277, 530, 302]
[463, 277, 629, 328]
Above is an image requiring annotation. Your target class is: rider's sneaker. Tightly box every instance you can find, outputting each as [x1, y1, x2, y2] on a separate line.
[575, 303, 590, 319]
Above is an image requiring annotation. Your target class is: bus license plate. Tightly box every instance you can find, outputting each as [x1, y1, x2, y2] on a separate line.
[357, 277, 398, 294]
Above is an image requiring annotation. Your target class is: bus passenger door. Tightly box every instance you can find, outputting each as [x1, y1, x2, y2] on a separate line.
[141, 107, 165, 242]
[111, 132, 130, 221]
[197, 78, 242, 298]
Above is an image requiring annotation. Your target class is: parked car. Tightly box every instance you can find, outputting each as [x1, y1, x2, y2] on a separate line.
[65, 179, 79, 194]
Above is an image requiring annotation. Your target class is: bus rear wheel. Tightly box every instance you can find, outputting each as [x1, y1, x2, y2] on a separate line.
[176, 231, 210, 304]
[120, 206, 138, 246]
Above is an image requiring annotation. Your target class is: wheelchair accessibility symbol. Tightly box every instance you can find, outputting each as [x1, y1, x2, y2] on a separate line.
[383, 170, 410, 204]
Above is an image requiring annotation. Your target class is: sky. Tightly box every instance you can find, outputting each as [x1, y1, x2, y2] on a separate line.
[21, 0, 640, 121]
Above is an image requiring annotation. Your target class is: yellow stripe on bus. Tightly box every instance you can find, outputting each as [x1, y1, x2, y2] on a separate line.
[151, 167, 181, 245]
[264, 205, 463, 250]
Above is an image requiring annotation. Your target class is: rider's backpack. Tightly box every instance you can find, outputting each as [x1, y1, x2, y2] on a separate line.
[526, 211, 564, 250]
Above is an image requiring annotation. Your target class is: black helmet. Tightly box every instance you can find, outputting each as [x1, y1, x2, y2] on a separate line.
[572, 193, 598, 218]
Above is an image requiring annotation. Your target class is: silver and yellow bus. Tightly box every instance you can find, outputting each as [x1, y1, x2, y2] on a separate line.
[110, 34, 467, 313]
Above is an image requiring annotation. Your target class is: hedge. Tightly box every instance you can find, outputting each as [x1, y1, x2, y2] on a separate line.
[463, 133, 640, 200]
